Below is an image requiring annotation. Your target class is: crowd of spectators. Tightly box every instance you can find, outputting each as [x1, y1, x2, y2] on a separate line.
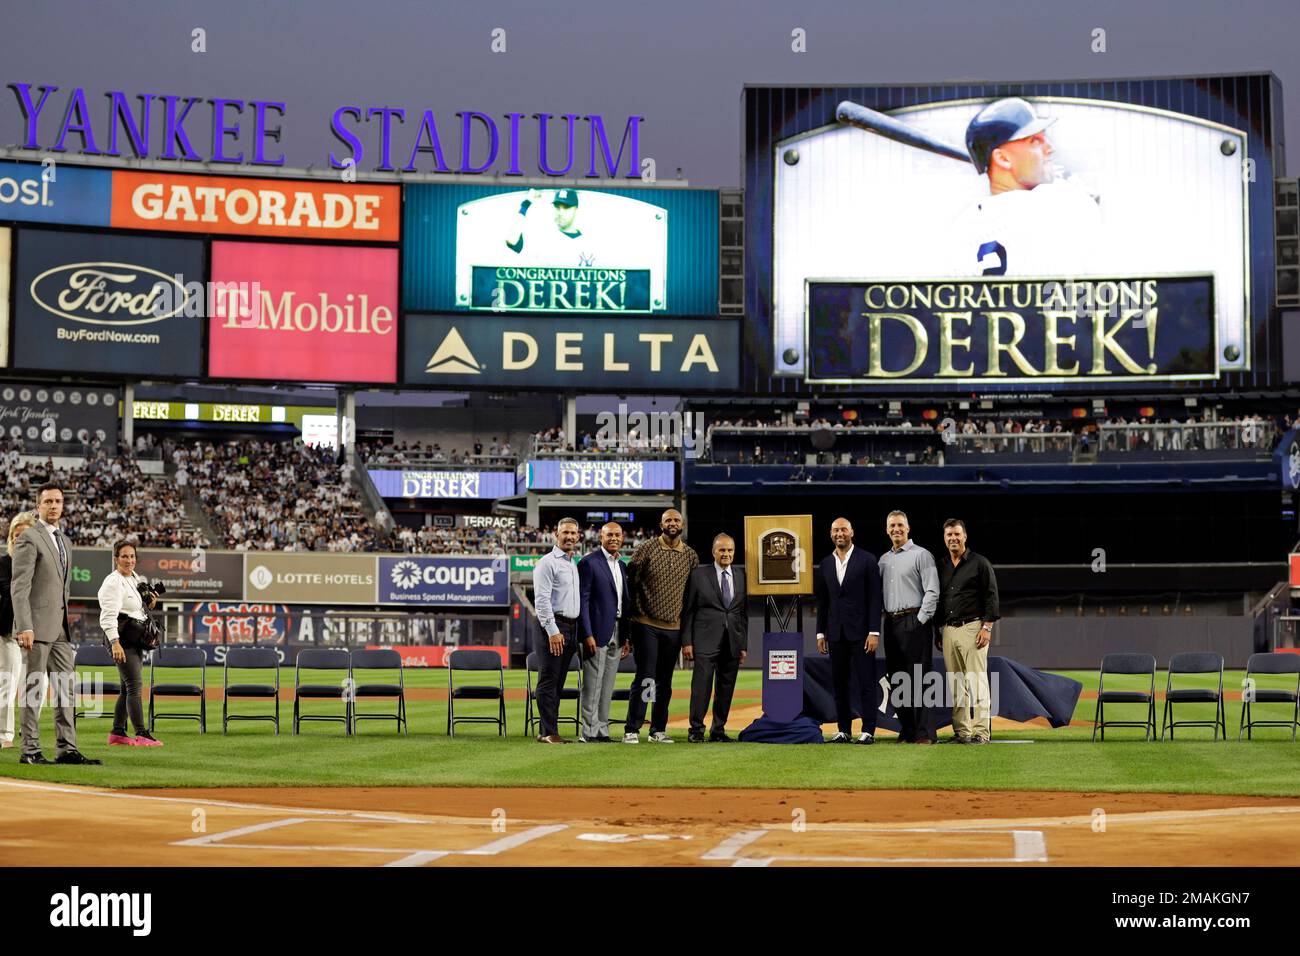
[359, 437, 516, 467]
[1, 440, 207, 548]
[1096, 413, 1281, 453]
[533, 426, 679, 456]
[178, 439, 379, 552]
[390, 522, 659, 556]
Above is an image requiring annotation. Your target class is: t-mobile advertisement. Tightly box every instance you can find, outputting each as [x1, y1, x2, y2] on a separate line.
[207, 241, 398, 384]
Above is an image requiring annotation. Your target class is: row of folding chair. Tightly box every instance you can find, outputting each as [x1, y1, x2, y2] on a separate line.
[447, 648, 638, 737]
[1092, 651, 1300, 742]
[72, 645, 407, 736]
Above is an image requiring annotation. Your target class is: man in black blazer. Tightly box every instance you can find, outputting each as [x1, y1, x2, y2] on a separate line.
[815, 517, 883, 744]
[681, 533, 747, 743]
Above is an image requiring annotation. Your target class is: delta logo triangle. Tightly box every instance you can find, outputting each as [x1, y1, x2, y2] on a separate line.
[424, 327, 483, 374]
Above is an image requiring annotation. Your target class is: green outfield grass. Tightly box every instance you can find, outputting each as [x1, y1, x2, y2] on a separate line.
[1, 666, 1297, 796]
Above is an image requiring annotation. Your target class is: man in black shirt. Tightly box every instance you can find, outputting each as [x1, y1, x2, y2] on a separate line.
[935, 519, 1000, 744]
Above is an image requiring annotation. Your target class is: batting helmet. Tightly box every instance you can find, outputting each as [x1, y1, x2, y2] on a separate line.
[965, 97, 1055, 174]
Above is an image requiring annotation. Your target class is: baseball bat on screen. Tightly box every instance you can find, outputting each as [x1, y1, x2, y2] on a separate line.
[835, 101, 971, 164]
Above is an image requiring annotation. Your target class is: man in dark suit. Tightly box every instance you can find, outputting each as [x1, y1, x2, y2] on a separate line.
[681, 533, 747, 743]
[815, 517, 883, 744]
[577, 522, 631, 742]
[10, 483, 101, 765]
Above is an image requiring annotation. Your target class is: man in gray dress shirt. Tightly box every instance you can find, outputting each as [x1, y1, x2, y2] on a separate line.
[533, 518, 583, 743]
[878, 510, 940, 744]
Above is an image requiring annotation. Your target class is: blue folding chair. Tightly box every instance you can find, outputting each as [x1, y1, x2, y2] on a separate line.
[73, 644, 121, 722]
[1161, 652, 1225, 740]
[350, 648, 407, 735]
[149, 645, 207, 733]
[447, 649, 506, 736]
[1091, 653, 1157, 742]
[1238, 653, 1300, 741]
[223, 646, 281, 734]
[294, 648, 352, 735]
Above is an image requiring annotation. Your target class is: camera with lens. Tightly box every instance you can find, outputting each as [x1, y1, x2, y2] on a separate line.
[137, 580, 167, 605]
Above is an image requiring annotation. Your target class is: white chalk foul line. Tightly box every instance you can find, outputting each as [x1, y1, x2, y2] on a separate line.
[0, 777, 496, 826]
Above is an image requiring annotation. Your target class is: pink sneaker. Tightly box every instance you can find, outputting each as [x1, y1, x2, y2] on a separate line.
[107, 733, 138, 746]
[133, 733, 163, 747]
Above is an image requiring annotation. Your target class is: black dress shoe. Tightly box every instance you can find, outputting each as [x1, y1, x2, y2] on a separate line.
[708, 733, 735, 743]
[55, 750, 103, 765]
[19, 753, 53, 765]
[687, 732, 706, 743]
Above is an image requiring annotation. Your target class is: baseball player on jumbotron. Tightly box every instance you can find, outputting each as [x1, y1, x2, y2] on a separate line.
[948, 97, 1103, 277]
[503, 188, 597, 267]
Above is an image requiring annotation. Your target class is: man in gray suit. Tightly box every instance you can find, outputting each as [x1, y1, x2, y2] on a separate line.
[681, 533, 748, 743]
[11, 483, 101, 765]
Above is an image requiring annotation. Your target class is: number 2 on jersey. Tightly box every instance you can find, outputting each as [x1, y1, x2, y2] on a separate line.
[976, 240, 1007, 276]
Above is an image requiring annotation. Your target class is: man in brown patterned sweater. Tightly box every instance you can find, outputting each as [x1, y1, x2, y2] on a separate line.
[622, 508, 700, 743]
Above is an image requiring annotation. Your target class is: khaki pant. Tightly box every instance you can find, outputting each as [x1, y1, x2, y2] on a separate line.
[942, 620, 990, 741]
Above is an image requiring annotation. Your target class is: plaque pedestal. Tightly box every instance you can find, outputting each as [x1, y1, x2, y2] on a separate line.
[738, 631, 824, 744]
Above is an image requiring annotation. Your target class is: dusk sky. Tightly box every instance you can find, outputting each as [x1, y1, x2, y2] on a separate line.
[3, 0, 1296, 185]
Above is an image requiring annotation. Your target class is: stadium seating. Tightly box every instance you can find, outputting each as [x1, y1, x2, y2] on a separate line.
[222, 646, 281, 735]
[1091, 653, 1158, 742]
[1160, 652, 1226, 740]
[1238, 652, 1300, 741]
[446, 649, 506, 736]
[349, 648, 407, 736]
[293, 648, 353, 735]
[149, 646, 207, 733]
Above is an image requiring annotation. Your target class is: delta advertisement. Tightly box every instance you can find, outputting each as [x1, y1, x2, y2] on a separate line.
[525, 459, 676, 491]
[0, 382, 119, 449]
[0, 160, 112, 227]
[12, 227, 205, 377]
[378, 556, 510, 606]
[745, 75, 1280, 392]
[402, 183, 718, 316]
[207, 241, 399, 384]
[403, 313, 740, 391]
[368, 469, 515, 500]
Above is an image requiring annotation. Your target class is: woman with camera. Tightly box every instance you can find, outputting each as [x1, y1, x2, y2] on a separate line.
[1, 510, 38, 748]
[97, 540, 163, 747]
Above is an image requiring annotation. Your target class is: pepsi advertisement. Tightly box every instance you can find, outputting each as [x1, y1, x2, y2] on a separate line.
[0, 160, 112, 227]
[12, 227, 204, 376]
[378, 556, 510, 606]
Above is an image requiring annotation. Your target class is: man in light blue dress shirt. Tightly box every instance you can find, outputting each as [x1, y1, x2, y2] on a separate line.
[533, 518, 582, 743]
[878, 510, 940, 744]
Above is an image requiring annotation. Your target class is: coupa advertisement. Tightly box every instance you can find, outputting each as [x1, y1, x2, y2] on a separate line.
[379, 556, 510, 606]
[402, 183, 718, 316]
[11, 227, 204, 376]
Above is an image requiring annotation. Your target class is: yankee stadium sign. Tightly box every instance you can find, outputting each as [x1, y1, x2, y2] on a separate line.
[7, 83, 645, 178]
